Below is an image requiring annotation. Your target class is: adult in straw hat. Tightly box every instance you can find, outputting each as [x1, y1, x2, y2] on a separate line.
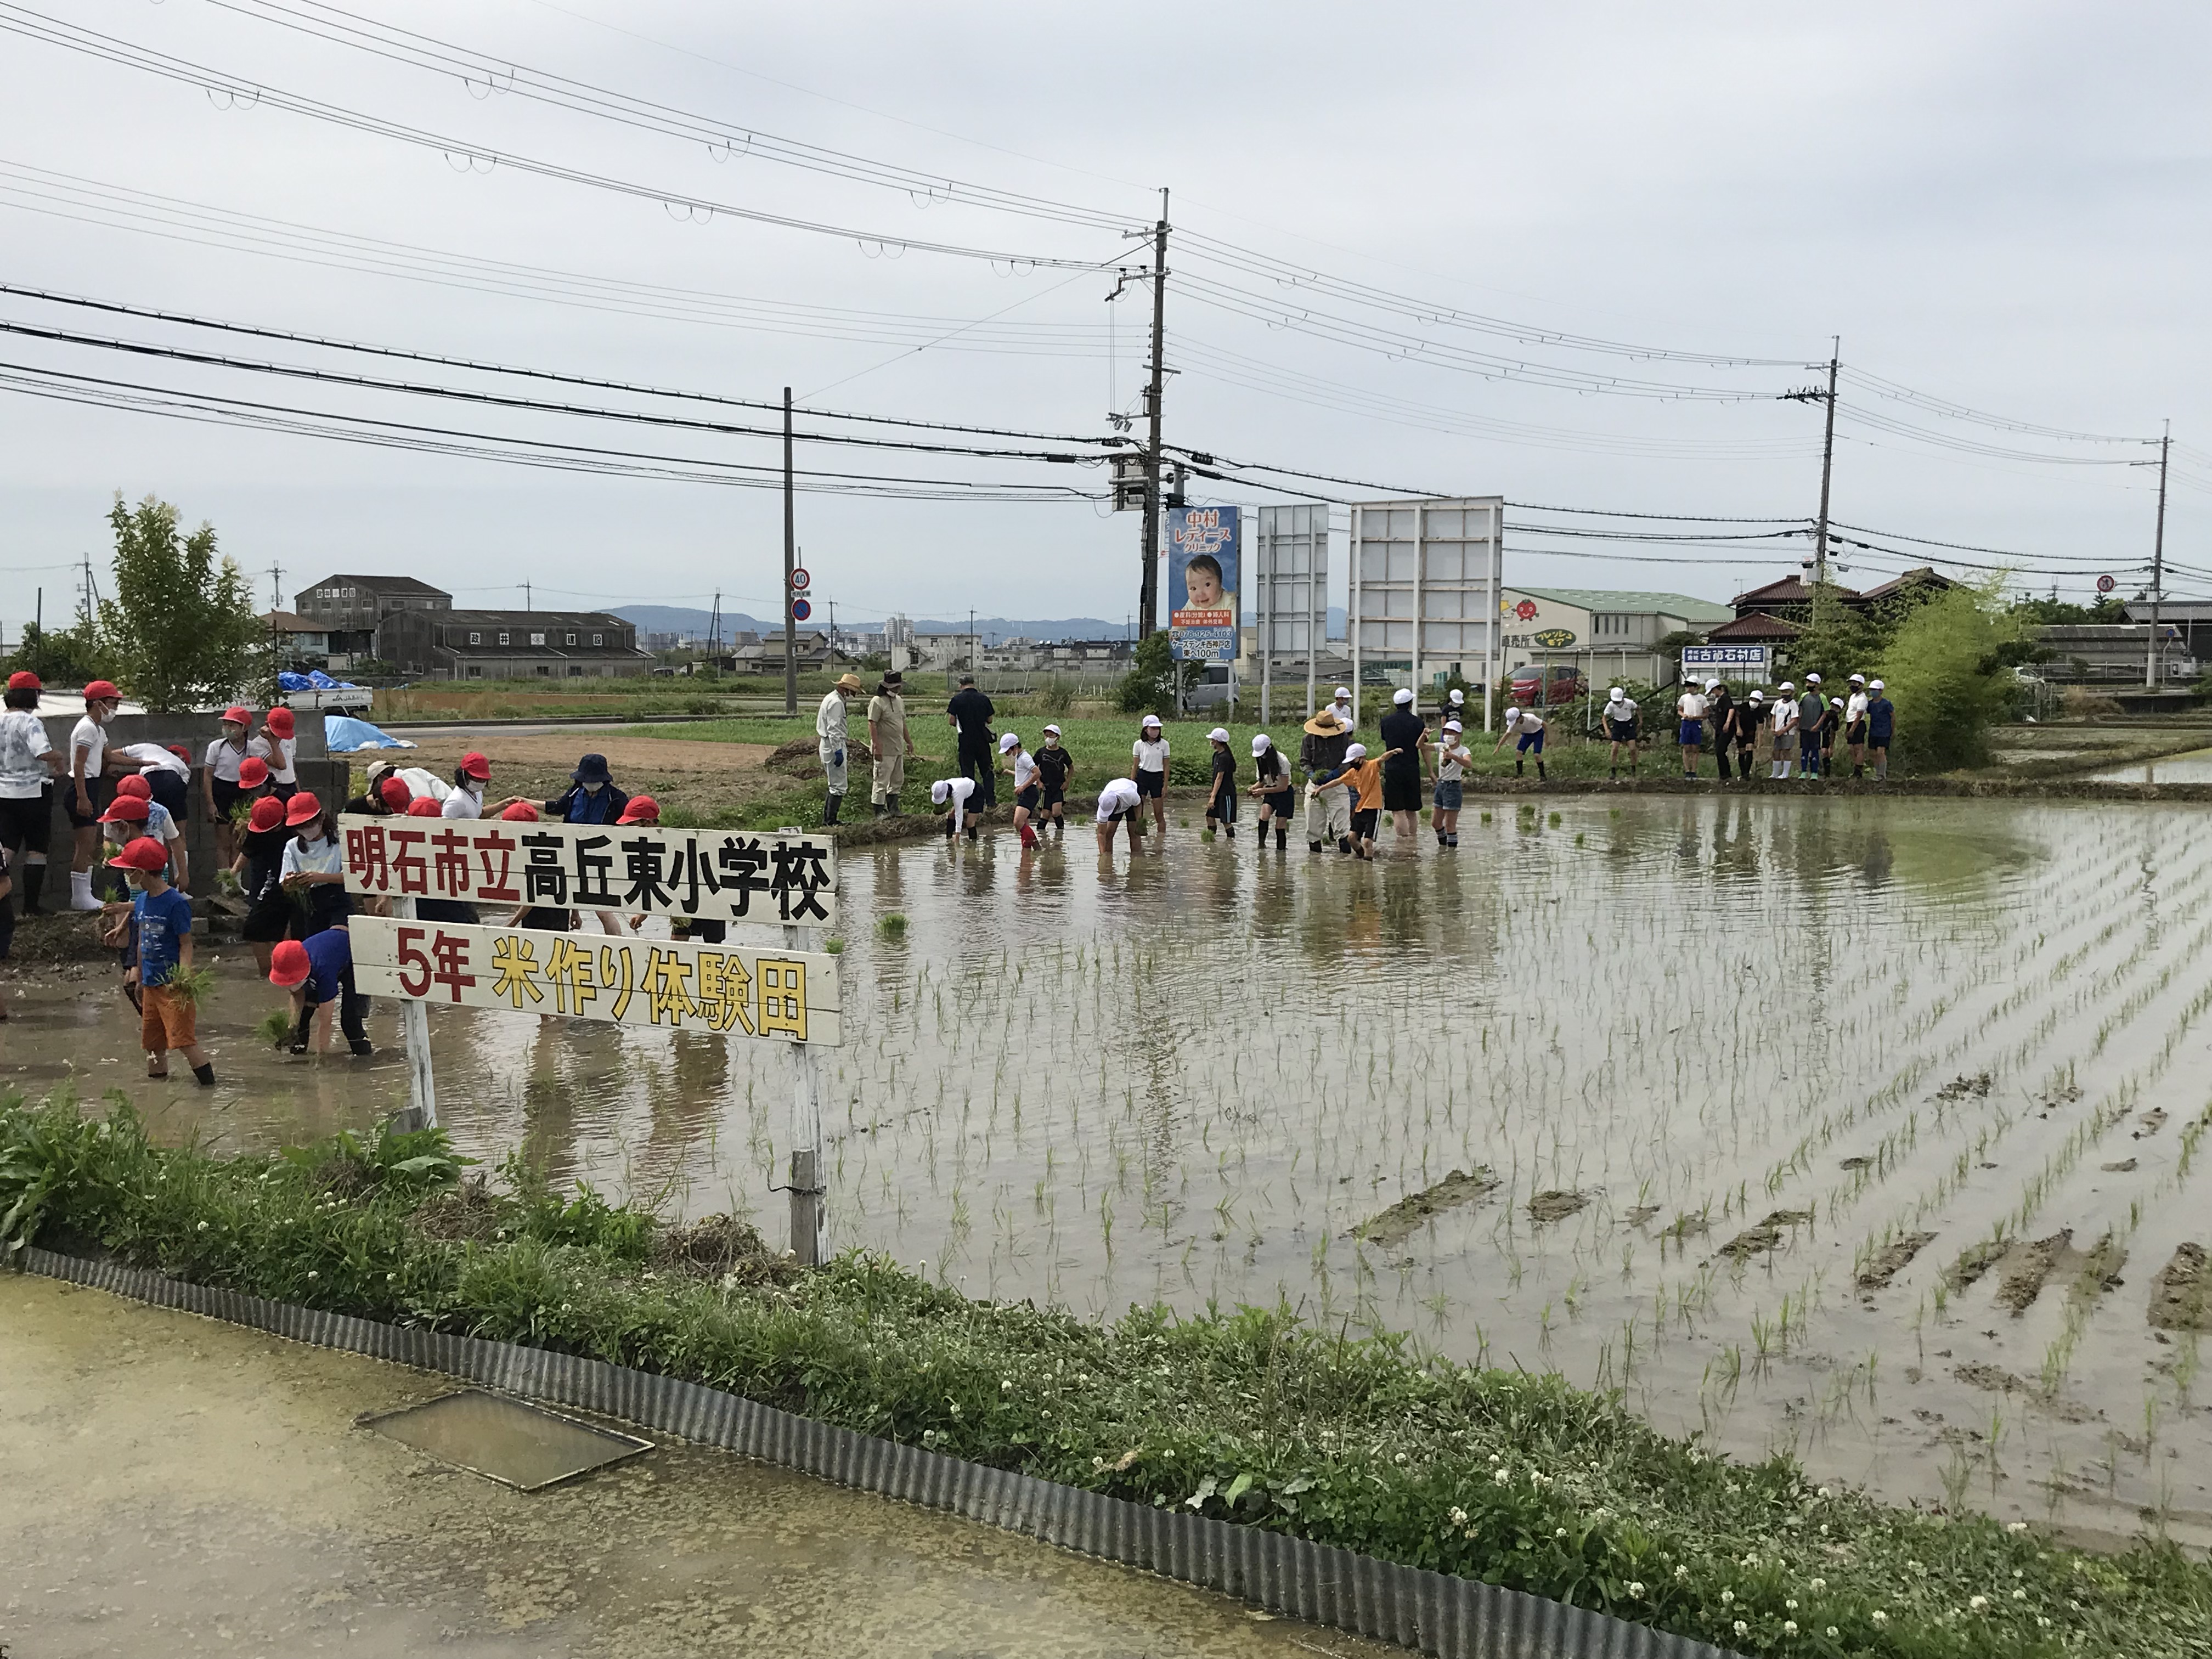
[817, 672, 865, 825]
[1299, 706, 1353, 854]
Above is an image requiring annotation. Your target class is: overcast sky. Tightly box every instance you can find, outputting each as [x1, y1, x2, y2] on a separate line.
[2, 0, 2206, 636]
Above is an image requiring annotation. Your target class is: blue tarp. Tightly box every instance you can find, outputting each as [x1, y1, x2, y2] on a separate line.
[277, 670, 364, 692]
[321, 716, 415, 752]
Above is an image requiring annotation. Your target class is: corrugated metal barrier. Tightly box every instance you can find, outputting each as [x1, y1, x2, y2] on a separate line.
[20, 1246, 1741, 1659]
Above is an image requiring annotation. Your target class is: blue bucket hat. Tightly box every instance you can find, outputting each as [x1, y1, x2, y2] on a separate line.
[572, 752, 613, 784]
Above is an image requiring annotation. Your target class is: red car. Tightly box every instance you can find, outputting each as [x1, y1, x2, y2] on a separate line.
[1508, 663, 1585, 707]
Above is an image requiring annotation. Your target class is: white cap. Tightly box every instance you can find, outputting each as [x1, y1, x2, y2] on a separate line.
[1141, 713, 1161, 729]
[1849, 673, 1865, 684]
[1344, 742, 1368, 761]
[1870, 678, 1884, 690]
[1779, 680, 1795, 691]
[1333, 686, 1352, 701]
[1608, 686, 1625, 699]
[999, 732, 1020, 752]
[1504, 705, 1522, 724]
[1749, 690, 1764, 702]
[1392, 687, 1414, 705]
[1207, 726, 1229, 743]
[1251, 734, 1271, 755]
[930, 780, 951, 805]
[1042, 723, 1061, 736]
[1703, 678, 1720, 691]
[1806, 672, 1822, 684]
[1443, 719, 1463, 733]
[1448, 689, 1465, 703]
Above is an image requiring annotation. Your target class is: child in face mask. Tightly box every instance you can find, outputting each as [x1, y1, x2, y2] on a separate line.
[112, 835, 214, 1085]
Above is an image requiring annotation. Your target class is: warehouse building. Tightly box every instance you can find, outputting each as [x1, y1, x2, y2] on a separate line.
[377, 610, 653, 679]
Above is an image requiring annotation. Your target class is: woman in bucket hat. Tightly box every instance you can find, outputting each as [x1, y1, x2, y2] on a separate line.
[544, 752, 627, 825]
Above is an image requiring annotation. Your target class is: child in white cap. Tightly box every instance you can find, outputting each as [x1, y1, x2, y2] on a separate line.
[1034, 724, 1073, 832]
[1311, 740, 1401, 860]
[1495, 703, 1546, 780]
[1675, 679, 1707, 780]
[1202, 726, 1237, 840]
[1769, 682, 1799, 779]
[1601, 686, 1640, 781]
[1843, 674, 1871, 778]
[1866, 679, 1894, 780]
[1430, 720, 1472, 847]
[1329, 685, 1356, 735]
[1246, 733, 1294, 850]
[1130, 714, 1169, 837]
[1094, 775, 1143, 855]
[999, 731, 1040, 849]
[930, 776, 978, 842]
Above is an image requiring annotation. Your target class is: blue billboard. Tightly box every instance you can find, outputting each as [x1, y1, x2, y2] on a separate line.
[1166, 505, 1239, 664]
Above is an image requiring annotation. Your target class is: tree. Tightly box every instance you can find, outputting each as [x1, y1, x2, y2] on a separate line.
[93, 495, 265, 712]
[1116, 630, 1203, 714]
[1873, 577, 2033, 773]
[8, 620, 112, 688]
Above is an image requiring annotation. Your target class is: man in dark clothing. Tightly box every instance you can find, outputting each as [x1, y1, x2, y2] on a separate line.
[544, 753, 629, 824]
[945, 675, 997, 810]
[1298, 708, 1353, 853]
[1376, 687, 1428, 845]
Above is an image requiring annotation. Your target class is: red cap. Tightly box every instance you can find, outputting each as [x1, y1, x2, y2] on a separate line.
[499, 800, 540, 822]
[107, 836, 168, 873]
[166, 744, 191, 763]
[616, 794, 660, 825]
[116, 774, 152, 799]
[284, 791, 325, 827]
[5, 670, 37, 692]
[100, 795, 151, 823]
[264, 707, 295, 737]
[458, 751, 492, 781]
[83, 680, 121, 703]
[238, 757, 270, 788]
[378, 776, 413, 810]
[248, 797, 287, 833]
[221, 705, 251, 727]
[268, 939, 311, 988]
[405, 796, 443, 817]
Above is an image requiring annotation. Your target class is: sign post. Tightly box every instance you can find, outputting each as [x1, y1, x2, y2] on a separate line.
[341, 815, 842, 1256]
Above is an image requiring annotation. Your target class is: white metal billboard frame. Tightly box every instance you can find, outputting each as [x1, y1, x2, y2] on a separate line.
[1348, 496, 1503, 730]
[1254, 503, 1329, 723]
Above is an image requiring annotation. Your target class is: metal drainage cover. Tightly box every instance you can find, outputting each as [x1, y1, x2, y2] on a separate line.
[358, 1390, 652, 1491]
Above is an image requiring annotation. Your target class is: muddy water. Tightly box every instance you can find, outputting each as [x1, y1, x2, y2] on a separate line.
[7, 795, 2210, 1545]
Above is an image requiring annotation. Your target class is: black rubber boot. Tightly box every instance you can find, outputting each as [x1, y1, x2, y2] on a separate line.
[1536, 760, 1548, 780]
[1513, 760, 1524, 777]
[1275, 825, 1287, 850]
[191, 1062, 216, 1087]
[823, 793, 843, 826]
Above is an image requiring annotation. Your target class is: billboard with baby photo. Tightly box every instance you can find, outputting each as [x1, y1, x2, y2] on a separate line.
[1165, 505, 1239, 663]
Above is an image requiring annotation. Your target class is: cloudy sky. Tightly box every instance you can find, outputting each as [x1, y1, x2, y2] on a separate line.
[2, 0, 2205, 636]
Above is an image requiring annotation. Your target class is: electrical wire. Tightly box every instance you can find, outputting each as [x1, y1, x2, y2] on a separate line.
[1837, 366, 2153, 446]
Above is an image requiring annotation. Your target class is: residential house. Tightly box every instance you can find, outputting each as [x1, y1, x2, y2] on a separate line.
[377, 610, 652, 680]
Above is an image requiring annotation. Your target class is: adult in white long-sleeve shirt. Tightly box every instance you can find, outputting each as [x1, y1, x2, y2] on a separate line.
[816, 673, 861, 826]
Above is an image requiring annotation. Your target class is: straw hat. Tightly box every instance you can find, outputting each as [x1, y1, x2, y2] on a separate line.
[1302, 709, 1343, 736]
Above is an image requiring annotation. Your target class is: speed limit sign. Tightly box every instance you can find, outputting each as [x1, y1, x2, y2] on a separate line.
[2096, 574, 2116, 594]
[789, 566, 811, 592]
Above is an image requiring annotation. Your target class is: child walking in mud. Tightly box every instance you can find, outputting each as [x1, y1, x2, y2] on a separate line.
[113, 836, 215, 1086]
[1245, 734, 1295, 849]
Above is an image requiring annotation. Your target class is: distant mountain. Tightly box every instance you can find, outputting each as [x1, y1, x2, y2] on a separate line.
[613, 605, 1348, 644]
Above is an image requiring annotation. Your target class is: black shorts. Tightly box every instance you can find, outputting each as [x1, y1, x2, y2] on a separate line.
[1206, 788, 1236, 821]
[1259, 788, 1295, 817]
[1351, 807, 1380, 840]
[243, 893, 294, 943]
[1606, 719, 1638, 742]
[65, 776, 110, 828]
[140, 770, 188, 821]
[1102, 805, 1135, 827]
[516, 906, 572, 931]
[1846, 719, 1867, 744]
[210, 776, 245, 819]
[1040, 783, 1065, 809]
[1015, 785, 1041, 812]
[269, 780, 300, 802]
[415, 899, 480, 926]
[1135, 770, 1165, 799]
[1381, 769, 1422, 812]
[0, 790, 51, 855]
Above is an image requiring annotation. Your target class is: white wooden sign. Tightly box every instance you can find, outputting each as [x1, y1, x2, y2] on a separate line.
[352, 915, 843, 1046]
[338, 815, 837, 927]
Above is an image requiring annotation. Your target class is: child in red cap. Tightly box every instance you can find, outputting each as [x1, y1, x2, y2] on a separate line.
[100, 792, 189, 891]
[259, 706, 298, 799]
[0, 669, 64, 936]
[268, 929, 371, 1056]
[67, 680, 123, 911]
[203, 704, 259, 872]
[279, 791, 349, 936]
[235, 794, 293, 974]
[113, 834, 214, 1085]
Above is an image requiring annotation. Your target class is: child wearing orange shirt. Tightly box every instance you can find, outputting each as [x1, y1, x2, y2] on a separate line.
[1311, 741, 1401, 860]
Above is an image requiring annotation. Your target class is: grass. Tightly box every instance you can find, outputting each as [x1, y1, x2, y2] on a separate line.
[5, 1091, 2208, 1659]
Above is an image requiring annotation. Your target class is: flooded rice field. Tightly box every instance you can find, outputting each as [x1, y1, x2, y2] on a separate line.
[2090, 747, 2212, 785]
[7, 794, 2210, 1547]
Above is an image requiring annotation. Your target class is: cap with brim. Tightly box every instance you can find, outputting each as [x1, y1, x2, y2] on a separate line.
[1302, 711, 1342, 736]
[1140, 714, 1161, 729]
[221, 705, 251, 727]
[1334, 687, 1352, 700]
[1207, 726, 1229, 742]
[100, 796, 150, 823]
[166, 744, 191, 763]
[1779, 680, 1795, 691]
[1849, 673, 1866, 684]
[285, 792, 325, 827]
[406, 797, 443, 817]
[1344, 742, 1368, 761]
[1251, 735, 1271, 755]
[83, 680, 120, 703]
[238, 757, 269, 788]
[1750, 691, 1765, 702]
[1609, 687, 1625, 698]
[378, 776, 413, 810]
[264, 707, 295, 736]
[500, 801, 540, 821]
[1704, 679, 1720, 690]
[116, 774, 151, 799]
[268, 939, 310, 989]
[108, 836, 167, 873]
[459, 751, 492, 780]
[1392, 687, 1414, 704]
[248, 797, 286, 833]
[1870, 679, 1884, 690]
[1806, 673, 1822, 684]
[571, 753, 612, 783]
[999, 732, 1020, 752]
[1041, 723, 1060, 736]
[616, 795, 659, 825]
[1448, 690, 1465, 702]
[882, 671, 904, 685]
[1443, 720, 1463, 732]
[930, 780, 951, 805]
[4, 670, 38, 693]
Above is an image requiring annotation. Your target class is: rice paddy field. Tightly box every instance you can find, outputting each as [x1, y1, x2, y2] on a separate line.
[10, 792, 2210, 1553]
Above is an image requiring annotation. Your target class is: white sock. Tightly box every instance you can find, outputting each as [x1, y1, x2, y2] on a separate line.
[70, 871, 99, 910]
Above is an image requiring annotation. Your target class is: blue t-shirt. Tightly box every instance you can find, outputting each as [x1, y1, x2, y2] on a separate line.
[301, 927, 353, 1006]
[1867, 697, 1895, 742]
[132, 885, 194, 987]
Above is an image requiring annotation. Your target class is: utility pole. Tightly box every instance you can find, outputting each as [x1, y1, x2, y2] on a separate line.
[267, 561, 284, 702]
[1137, 188, 1170, 641]
[968, 607, 976, 676]
[1781, 338, 1840, 626]
[2147, 420, 2170, 690]
[783, 386, 798, 716]
[523, 580, 532, 612]
[827, 598, 837, 674]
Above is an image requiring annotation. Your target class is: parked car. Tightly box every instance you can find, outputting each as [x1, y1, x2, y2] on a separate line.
[1508, 663, 1585, 706]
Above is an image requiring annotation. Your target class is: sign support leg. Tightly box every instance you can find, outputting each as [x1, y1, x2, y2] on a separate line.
[390, 895, 437, 1133]
[785, 920, 825, 1266]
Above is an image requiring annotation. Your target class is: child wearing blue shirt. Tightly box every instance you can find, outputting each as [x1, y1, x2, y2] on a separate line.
[113, 837, 214, 1085]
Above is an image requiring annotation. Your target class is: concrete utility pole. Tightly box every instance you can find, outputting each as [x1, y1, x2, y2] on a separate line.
[267, 561, 284, 702]
[1781, 341, 1841, 627]
[2147, 420, 2170, 690]
[1137, 188, 1170, 641]
[783, 386, 798, 716]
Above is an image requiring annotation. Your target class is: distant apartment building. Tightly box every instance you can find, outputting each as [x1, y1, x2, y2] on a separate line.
[377, 610, 652, 679]
[292, 574, 452, 665]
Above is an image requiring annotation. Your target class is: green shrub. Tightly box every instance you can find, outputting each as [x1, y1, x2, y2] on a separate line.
[1875, 580, 2035, 773]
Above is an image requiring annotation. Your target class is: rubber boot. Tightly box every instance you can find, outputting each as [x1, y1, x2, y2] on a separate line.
[1513, 759, 1524, 778]
[1536, 760, 1548, 781]
[1019, 822, 1038, 849]
[1276, 825, 1287, 851]
[823, 792, 843, 826]
[1222, 822, 1234, 840]
[1337, 836, 1353, 855]
[20, 856, 45, 915]
[191, 1062, 216, 1087]
[872, 798, 887, 817]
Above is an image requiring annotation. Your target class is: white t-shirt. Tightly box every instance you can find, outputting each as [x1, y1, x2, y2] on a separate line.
[112, 741, 192, 779]
[1132, 737, 1169, 773]
[1846, 691, 1869, 723]
[266, 735, 297, 784]
[205, 735, 252, 782]
[0, 710, 53, 799]
[1677, 691, 1706, 720]
[442, 780, 484, 820]
[70, 715, 106, 782]
[281, 833, 343, 880]
[1436, 742, 1471, 783]
[1096, 777, 1142, 821]
[1504, 707, 1544, 733]
[378, 767, 452, 803]
[1604, 696, 1637, 725]
[936, 775, 976, 832]
[1772, 700, 1797, 735]
[1330, 701, 1355, 731]
[1011, 751, 1037, 791]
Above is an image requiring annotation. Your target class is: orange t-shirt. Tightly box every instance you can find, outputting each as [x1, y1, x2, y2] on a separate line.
[1347, 757, 1385, 810]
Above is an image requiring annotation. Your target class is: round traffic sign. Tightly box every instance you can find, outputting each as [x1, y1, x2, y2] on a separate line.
[789, 566, 811, 592]
[791, 597, 812, 621]
[2096, 574, 2116, 594]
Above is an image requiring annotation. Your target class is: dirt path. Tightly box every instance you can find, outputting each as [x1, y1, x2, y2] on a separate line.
[0, 1274, 1390, 1659]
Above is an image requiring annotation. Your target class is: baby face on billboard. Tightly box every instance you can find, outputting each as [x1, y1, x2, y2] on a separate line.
[1182, 555, 1223, 608]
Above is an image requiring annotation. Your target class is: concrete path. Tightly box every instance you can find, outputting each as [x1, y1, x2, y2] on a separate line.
[0, 1274, 1389, 1658]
